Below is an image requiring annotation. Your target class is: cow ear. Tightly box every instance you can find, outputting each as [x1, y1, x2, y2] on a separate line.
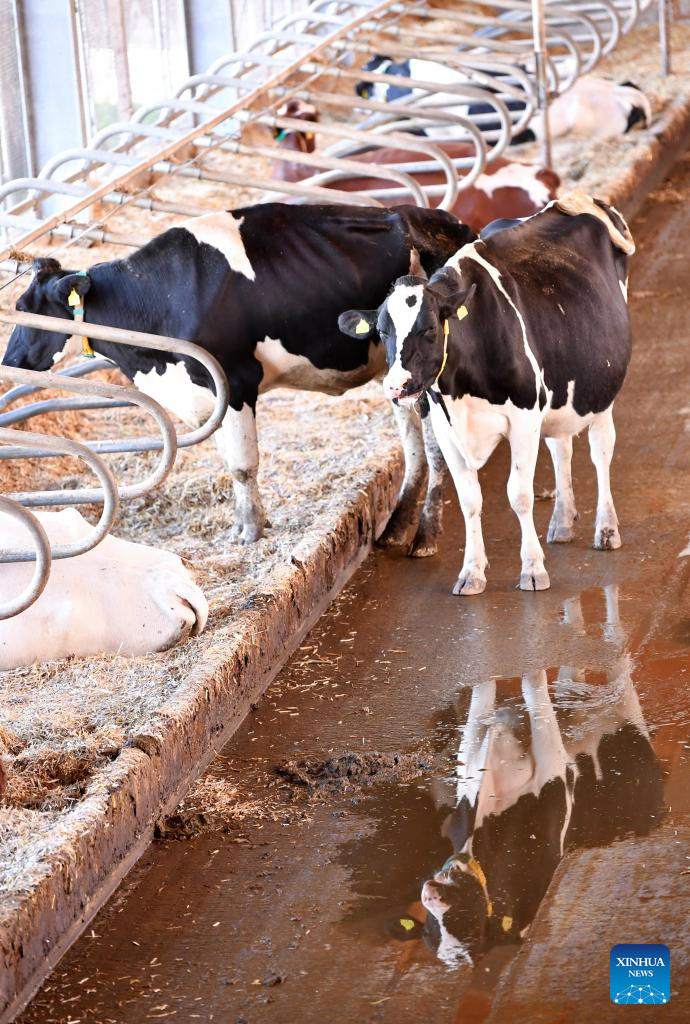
[427, 278, 476, 321]
[32, 257, 62, 278]
[50, 272, 91, 310]
[338, 309, 378, 340]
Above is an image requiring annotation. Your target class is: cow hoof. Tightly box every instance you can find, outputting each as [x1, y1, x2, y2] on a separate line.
[547, 522, 575, 544]
[231, 522, 264, 544]
[378, 519, 416, 551]
[594, 527, 621, 550]
[411, 540, 438, 558]
[452, 572, 487, 596]
[519, 569, 551, 592]
[410, 527, 439, 558]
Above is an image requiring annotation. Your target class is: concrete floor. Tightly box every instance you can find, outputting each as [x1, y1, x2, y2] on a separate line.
[17, 153, 690, 1024]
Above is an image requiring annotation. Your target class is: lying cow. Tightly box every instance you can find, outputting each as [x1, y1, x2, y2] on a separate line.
[339, 192, 634, 594]
[355, 56, 531, 142]
[271, 100, 560, 234]
[534, 75, 652, 141]
[357, 56, 651, 143]
[3, 204, 475, 552]
[0, 508, 208, 669]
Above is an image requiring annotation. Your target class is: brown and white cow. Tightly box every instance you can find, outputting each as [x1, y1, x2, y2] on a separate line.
[271, 100, 560, 234]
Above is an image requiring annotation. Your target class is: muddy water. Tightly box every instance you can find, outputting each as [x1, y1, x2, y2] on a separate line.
[18, 158, 690, 1023]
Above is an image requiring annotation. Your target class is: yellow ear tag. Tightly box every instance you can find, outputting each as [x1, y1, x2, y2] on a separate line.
[67, 288, 80, 308]
[443, 319, 449, 338]
[399, 917, 416, 932]
[456, 305, 468, 321]
[502, 915, 513, 933]
[355, 318, 370, 335]
[81, 337, 95, 358]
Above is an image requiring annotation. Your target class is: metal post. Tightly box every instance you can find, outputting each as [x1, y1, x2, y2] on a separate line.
[658, 0, 671, 76]
[106, 0, 134, 119]
[531, 0, 552, 168]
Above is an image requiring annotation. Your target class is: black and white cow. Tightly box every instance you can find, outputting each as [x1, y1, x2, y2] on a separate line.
[339, 192, 634, 594]
[357, 57, 651, 144]
[2, 203, 475, 550]
[420, 587, 663, 966]
[356, 56, 520, 141]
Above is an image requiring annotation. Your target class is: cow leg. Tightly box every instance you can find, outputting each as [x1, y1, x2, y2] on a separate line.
[432, 425, 488, 595]
[545, 436, 579, 543]
[588, 406, 622, 550]
[521, 670, 572, 850]
[378, 402, 428, 551]
[411, 415, 449, 557]
[507, 423, 550, 591]
[214, 403, 267, 544]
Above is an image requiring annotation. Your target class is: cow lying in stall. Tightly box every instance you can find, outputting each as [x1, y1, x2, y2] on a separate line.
[271, 99, 560, 234]
[2, 205, 475, 554]
[0, 508, 208, 669]
[339, 192, 634, 594]
[356, 56, 651, 142]
[420, 587, 662, 966]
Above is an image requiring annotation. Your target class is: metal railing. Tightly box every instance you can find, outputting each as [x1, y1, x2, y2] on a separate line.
[0, 315, 229, 619]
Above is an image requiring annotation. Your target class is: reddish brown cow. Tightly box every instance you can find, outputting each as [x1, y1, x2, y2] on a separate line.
[270, 101, 560, 233]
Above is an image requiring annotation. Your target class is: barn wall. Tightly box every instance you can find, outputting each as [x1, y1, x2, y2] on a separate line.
[0, 0, 310, 184]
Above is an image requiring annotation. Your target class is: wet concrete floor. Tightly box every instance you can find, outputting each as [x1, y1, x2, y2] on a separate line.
[18, 155, 690, 1023]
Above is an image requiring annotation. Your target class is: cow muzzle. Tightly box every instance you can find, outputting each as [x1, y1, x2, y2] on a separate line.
[384, 372, 422, 404]
[421, 879, 452, 914]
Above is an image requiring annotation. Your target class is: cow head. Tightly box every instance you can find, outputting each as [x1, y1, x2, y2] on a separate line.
[421, 853, 491, 966]
[421, 850, 519, 966]
[355, 55, 412, 102]
[273, 99, 319, 153]
[3, 259, 91, 371]
[338, 269, 475, 403]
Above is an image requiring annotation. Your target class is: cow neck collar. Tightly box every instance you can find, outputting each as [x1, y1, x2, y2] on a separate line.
[435, 318, 450, 384]
[67, 271, 95, 358]
[441, 848, 493, 919]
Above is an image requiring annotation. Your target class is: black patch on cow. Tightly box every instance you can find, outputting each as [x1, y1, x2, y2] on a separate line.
[428, 388, 450, 422]
[625, 103, 648, 132]
[3, 203, 476, 413]
[426, 206, 633, 415]
[567, 724, 663, 848]
[405, 294, 417, 307]
[356, 55, 413, 102]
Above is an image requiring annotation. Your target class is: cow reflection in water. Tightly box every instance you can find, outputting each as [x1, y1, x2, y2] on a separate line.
[422, 586, 663, 967]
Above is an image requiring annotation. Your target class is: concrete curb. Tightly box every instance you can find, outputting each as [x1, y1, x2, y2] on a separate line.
[599, 92, 690, 219]
[0, 451, 403, 1022]
[2, 83, 690, 1024]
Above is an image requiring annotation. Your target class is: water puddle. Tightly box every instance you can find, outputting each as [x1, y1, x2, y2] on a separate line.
[338, 659, 664, 974]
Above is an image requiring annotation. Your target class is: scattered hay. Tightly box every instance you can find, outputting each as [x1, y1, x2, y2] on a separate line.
[277, 750, 435, 793]
[3, 748, 111, 812]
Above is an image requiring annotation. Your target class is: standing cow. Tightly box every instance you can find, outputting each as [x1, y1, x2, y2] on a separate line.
[2, 204, 475, 551]
[339, 192, 634, 594]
